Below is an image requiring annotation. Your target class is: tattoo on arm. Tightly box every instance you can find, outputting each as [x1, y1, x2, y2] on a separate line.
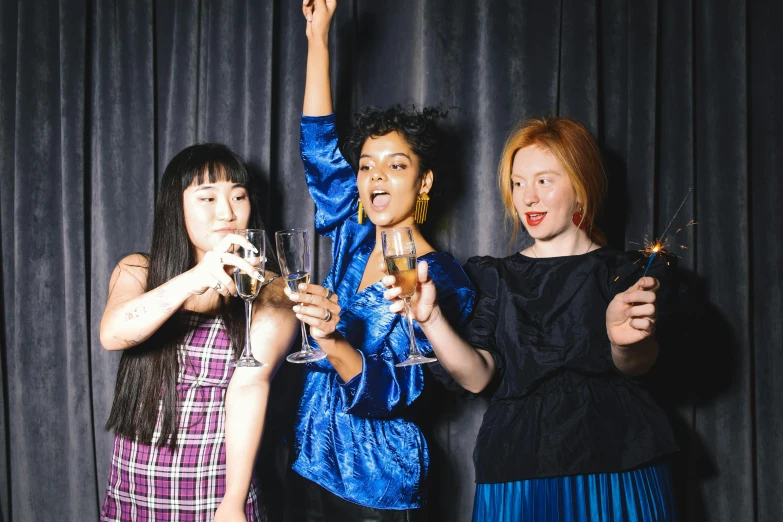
[124, 306, 147, 321]
[157, 288, 174, 313]
[112, 334, 144, 347]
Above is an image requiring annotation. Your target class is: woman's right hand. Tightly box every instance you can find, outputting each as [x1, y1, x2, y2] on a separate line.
[184, 233, 264, 299]
[382, 260, 440, 325]
[303, 0, 337, 43]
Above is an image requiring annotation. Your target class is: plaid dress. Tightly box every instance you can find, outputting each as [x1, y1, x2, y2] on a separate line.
[101, 311, 264, 521]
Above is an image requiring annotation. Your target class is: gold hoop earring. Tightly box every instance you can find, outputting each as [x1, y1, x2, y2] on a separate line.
[414, 193, 430, 224]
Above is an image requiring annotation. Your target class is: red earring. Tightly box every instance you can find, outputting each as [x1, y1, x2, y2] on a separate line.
[572, 210, 585, 229]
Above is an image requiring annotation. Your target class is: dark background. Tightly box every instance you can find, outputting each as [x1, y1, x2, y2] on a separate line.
[1, 0, 781, 520]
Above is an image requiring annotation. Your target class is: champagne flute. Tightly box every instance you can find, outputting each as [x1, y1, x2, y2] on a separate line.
[229, 228, 267, 368]
[275, 228, 327, 364]
[381, 227, 437, 367]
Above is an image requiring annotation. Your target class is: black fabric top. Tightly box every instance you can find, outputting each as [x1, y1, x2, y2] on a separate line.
[463, 247, 679, 483]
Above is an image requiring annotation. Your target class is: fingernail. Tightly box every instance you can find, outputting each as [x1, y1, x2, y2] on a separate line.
[296, 313, 303, 319]
[253, 246, 259, 253]
[306, 14, 312, 21]
[253, 271, 263, 280]
[290, 293, 299, 300]
[299, 283, 307, 290]
[293, 305, 301, 312]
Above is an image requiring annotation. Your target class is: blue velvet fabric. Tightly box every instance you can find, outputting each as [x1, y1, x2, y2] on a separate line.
[293, 114, 475, 510]
[472, 462, 678, 522]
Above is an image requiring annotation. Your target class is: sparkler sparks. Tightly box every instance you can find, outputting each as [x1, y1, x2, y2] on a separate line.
[641, 188, 695, 277]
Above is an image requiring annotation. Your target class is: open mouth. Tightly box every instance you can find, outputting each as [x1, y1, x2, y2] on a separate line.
[525, 212, 546, 226]
[370, 190, 391, 211]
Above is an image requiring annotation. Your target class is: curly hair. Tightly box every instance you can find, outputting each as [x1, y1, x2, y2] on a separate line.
[343, 105, 448, 179]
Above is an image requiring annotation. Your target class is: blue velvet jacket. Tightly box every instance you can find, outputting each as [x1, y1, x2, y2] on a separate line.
[292, 114, 475, 509]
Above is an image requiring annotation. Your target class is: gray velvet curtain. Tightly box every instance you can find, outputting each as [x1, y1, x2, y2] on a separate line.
[1, 0, 780, 520]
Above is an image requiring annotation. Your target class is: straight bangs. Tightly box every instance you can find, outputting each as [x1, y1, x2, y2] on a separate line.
[180, 149, 251, 193]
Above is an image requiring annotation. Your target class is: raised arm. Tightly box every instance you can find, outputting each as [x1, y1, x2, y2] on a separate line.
[216, 278, 299, 521]
[300, 0, 358, 234]
[384, 261, 497, 394]
[303, 0, 336, 116]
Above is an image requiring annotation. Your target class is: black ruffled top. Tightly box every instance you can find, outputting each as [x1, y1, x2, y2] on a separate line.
[463, 248, 678, 483]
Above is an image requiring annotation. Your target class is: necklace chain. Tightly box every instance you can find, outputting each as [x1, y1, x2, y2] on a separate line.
[531, 240, 593, 258]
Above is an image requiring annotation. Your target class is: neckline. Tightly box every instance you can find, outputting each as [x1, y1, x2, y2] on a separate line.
[517, 246, 607, 261]
[351, 248, 445, 298]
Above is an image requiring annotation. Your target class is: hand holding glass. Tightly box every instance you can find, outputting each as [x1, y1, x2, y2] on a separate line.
[230, 229, 267, 368]
[381, 227, 438, 367]
[276, 228, 327, 363]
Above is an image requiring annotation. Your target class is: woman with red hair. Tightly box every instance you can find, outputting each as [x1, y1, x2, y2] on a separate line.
[385, 117, 679, 521]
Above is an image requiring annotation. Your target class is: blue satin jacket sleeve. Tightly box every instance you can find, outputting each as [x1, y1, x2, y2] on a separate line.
[300, 114, 358, 237]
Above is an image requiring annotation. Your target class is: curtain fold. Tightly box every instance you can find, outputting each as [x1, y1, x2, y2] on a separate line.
[88, 0, 156, 502]
[749, 3, 783, 522]
[0, 0, 779, 520]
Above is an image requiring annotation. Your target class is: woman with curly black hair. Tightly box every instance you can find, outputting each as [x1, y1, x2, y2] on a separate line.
[281, 0, 475, 519]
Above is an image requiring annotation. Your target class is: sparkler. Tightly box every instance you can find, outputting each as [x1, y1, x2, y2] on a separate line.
[641, 187, 695, 276]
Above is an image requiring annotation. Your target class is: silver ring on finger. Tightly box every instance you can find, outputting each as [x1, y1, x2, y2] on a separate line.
[323, 309, 332, 322]
[324, 289, 334, 300]
[214, 281, 223, 291]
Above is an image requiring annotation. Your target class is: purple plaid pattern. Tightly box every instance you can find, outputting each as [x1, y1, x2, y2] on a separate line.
[101, 311, 264, 521]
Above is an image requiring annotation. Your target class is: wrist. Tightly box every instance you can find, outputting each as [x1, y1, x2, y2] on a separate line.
[307, 35, 329, 49]
[316, 331, 344, 354]
[174, 269, 199, 298]
[418, 305, 442, 329]
[220, 490, 248, 508]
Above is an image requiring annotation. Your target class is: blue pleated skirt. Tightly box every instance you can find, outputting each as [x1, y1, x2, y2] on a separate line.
[472, 462, 677, 522]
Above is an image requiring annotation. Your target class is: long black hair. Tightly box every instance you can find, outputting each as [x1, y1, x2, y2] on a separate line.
[105, 143, 280, 449]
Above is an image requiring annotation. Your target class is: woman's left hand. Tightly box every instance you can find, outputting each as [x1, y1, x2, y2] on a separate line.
[286, 283, 341, 339]
[606, 276, 659, 348]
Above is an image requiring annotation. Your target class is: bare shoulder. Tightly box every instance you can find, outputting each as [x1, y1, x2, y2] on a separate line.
[109, 253, 150, 292]
[118, 253, 150, 270]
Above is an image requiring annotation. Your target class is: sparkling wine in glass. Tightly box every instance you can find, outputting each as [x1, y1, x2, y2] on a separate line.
[275, 228, 327, 364]
[381, 227, 437, 367]
[230, 228, 267, 368]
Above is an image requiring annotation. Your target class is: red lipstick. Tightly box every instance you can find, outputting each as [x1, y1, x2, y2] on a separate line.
[525, 212, 546, 226]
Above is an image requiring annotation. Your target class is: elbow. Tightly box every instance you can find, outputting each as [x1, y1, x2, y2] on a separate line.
[99, 331, 118, 351]
[463, 379, 491, 395]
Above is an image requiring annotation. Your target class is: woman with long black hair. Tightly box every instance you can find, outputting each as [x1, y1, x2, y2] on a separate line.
[99, 143, 298, 521]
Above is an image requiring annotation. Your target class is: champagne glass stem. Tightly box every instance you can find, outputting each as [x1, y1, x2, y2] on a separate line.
[404, 298, 422, 358]
[299, 320, 312, 354]
[243, 299, 253, 358]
